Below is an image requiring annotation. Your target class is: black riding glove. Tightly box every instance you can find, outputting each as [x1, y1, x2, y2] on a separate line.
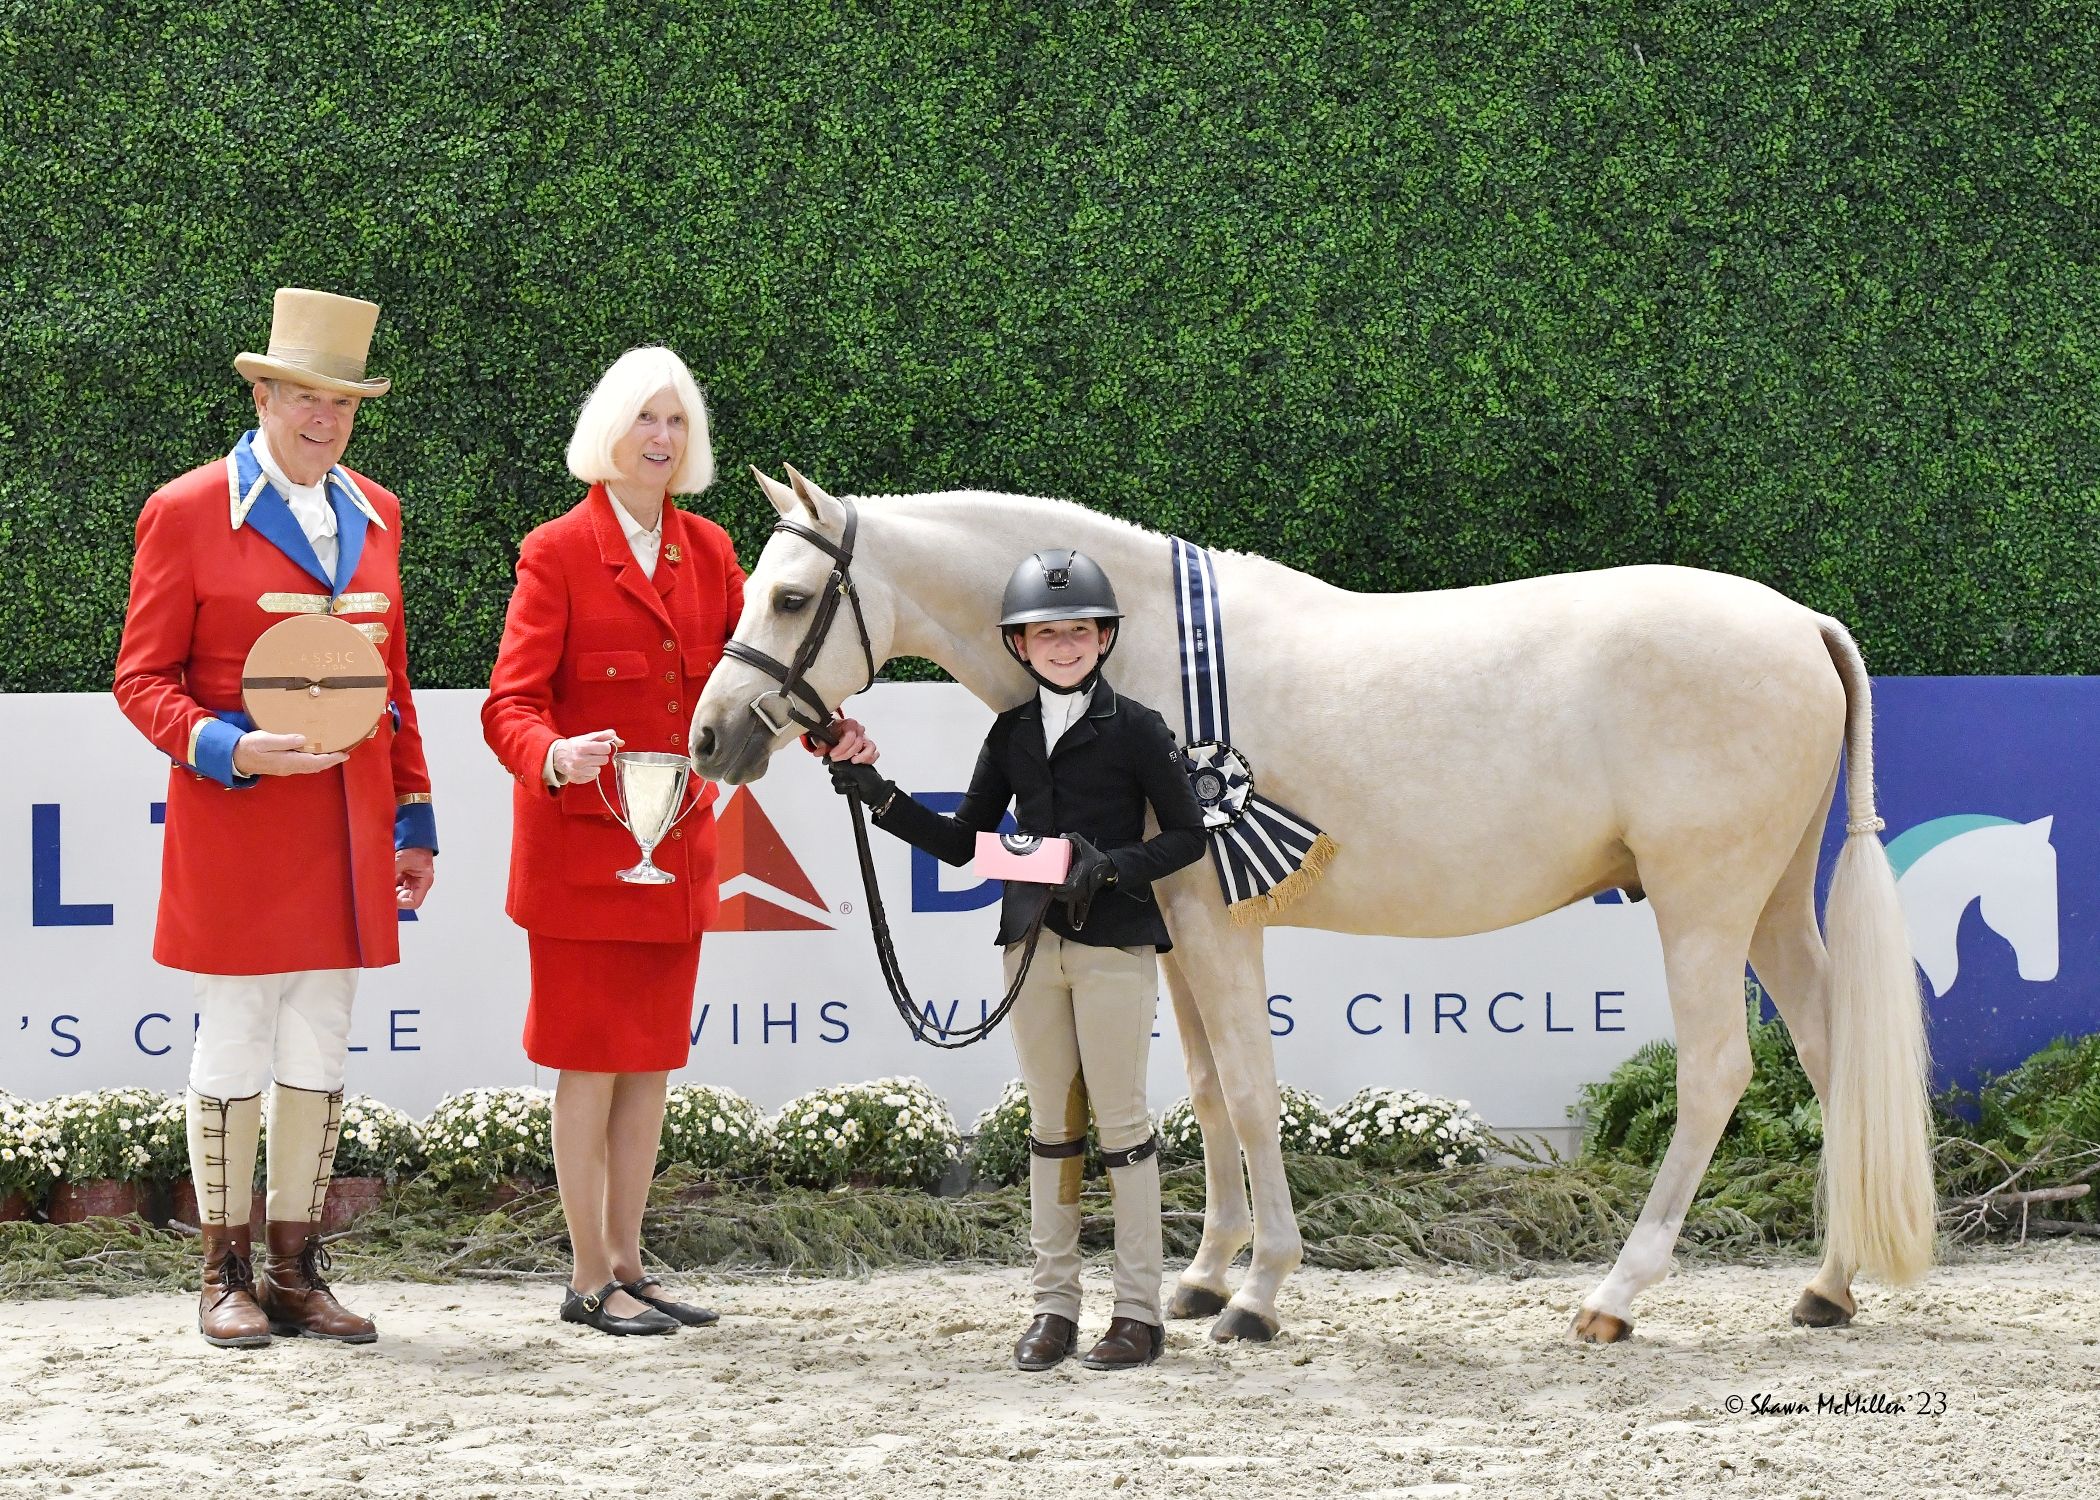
[827, 758, 897, 811]
[1054, 833, 1119, 929]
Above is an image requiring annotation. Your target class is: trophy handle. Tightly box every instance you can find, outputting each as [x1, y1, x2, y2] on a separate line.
[595, 771, 632, 832]
[663, 771, 709, 832]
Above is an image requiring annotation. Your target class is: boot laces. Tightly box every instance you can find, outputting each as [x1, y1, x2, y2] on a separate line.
[213, 1251, 258, 1309]
[298, 1238, 335, 1292]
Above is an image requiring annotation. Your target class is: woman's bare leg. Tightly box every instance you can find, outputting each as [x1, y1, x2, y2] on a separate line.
[552, 1069, 649, 1317]
[605, 1070, 671, 1287]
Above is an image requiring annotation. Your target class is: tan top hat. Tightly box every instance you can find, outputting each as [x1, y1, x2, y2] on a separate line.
[234, 287, 392, 397]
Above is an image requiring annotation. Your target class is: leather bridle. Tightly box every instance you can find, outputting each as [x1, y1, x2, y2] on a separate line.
[718, 501, 877, 749]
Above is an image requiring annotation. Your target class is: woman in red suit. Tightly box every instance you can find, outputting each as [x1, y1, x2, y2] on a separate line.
[482, 346, 743, 1335]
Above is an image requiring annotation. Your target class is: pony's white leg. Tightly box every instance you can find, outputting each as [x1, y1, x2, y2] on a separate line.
[1746, 775, 1859, 1326]
[1159, 950, 1250, 1319]
[1164, 901, 1299, 1342]
[1574, 912, 1759, 1343]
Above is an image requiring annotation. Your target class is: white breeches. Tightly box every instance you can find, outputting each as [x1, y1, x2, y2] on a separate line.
[187, 970, 360, 1097]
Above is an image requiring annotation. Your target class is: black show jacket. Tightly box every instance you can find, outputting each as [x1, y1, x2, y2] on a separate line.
[874, 680, 1207, 951]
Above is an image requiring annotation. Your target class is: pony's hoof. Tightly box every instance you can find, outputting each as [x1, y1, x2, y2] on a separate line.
[1790, 1289, 1855, 1328]
[1166, 1284, 1230, 1320]
[1571, 1308, 1632, 1344]
[1210, 1304, 1279, 1343]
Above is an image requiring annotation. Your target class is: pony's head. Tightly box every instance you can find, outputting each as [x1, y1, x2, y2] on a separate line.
[689, 465, 900, 784]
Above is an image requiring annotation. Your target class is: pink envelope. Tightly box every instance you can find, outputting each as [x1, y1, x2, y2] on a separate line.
[974, 831, 1073, 884]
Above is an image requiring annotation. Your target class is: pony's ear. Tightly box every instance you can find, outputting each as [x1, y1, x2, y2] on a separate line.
[783, 463, 847, 530]
[750, 466, 799, 518]
[2027, 815, 2056, 841]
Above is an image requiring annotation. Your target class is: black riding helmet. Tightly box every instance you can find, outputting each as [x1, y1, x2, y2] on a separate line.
[999, 549, 1121, 695]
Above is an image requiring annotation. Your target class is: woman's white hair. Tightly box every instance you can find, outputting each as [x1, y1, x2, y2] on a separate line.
[565, 346, 716, 493]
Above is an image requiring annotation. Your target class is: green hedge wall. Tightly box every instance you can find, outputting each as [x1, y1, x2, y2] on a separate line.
[3, 0, 2096, 691]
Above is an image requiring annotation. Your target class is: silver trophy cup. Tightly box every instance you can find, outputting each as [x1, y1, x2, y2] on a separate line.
[598, 751, 704, 884]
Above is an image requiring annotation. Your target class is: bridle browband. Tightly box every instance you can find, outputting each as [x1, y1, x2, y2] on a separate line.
[718, 501, 877, 748]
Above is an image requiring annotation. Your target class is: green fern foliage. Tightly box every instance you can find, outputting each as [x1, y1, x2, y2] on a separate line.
[1575, 989, 1821, 1169]
[1936, 1034, 2100, 1222]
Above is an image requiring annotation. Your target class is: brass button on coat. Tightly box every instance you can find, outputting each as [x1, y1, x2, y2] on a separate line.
[664, 672, 676, 684]
[662, 640, 675, 652]
[667, 701, 679, 713]
[605, 666, 618, 677]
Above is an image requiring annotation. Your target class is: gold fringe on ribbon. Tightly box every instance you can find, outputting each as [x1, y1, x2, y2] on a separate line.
[1227, 832, 1338, 926]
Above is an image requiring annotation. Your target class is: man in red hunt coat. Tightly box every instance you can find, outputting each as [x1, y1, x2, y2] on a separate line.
[113, 288, 439, 1348]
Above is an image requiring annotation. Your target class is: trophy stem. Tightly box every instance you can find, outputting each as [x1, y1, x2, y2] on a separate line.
[616, 841, 678, 885]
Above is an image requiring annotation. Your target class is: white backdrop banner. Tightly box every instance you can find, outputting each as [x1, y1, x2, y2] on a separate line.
[1, 687, 1671, 1128]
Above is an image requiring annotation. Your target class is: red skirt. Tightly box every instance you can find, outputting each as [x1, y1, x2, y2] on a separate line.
[524, 933, 702, 1072]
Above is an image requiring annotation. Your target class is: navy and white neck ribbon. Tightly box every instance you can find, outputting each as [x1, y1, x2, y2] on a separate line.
[1169, 537, 1330, 913]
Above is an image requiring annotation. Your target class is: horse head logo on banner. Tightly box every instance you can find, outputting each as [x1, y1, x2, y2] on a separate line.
[1887, 814, 2060, 998]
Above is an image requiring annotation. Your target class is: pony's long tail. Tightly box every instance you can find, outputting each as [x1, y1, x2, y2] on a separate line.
[1816, 618, 1936, 1284]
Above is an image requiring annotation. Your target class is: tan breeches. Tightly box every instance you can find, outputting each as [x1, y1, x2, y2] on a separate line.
[1003, 932, 1163, 1326]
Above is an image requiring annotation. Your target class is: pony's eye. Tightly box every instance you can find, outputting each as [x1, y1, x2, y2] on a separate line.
[776, 590, 809, 614]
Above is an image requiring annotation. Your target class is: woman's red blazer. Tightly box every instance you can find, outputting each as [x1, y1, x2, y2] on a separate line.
[482, 486, 744, 942]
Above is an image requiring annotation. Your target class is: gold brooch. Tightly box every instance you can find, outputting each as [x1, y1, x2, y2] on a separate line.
[664, 543, 682, 563]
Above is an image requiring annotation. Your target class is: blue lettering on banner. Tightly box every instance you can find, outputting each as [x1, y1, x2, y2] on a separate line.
[1315, 987, 1638, 1039]
[31, 805, 114, 927]
[135, 1013, 173, 1056]
[690, 1001, 857, 1047]
[390, 1010, 421, 1051]
[49, 1016, 81, 1057]
[150, 802, 165, 825]
[1267, 994, 1294, 1037]
[911, 794, 1015, 912]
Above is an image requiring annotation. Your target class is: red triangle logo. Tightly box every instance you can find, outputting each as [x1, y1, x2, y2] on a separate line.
[717, 891, 832, 932]
[714, 787, 832, 932]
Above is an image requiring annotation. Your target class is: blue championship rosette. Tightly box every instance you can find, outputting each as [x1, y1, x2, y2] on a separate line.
[1169, 537, 1335, 922]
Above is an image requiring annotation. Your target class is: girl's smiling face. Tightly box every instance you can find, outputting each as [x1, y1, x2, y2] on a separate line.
[1017, 618, 1106, 689]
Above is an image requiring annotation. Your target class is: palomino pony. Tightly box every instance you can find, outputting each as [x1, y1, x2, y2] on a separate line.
[690, 467, 1935, 1344]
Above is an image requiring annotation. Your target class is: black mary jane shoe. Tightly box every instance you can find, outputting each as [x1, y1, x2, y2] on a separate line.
[621, 1275, 718, 1328]
[560, 1281, 679, 1336]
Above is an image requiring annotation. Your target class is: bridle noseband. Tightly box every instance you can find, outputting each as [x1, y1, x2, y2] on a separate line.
[719, 500, 877, 747]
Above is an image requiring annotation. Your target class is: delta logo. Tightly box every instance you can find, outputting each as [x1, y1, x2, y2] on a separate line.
[713, 787, 836, 932]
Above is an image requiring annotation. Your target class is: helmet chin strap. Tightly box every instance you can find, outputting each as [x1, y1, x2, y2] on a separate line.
[1004, 625, 1117, 695]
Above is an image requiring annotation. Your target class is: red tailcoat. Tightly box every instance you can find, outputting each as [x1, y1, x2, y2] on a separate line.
[113, 438, 436, 974]
[481, 487, 744, 942]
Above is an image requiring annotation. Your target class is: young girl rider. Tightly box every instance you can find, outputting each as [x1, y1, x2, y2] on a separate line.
[821, 549, 1206, 1370]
